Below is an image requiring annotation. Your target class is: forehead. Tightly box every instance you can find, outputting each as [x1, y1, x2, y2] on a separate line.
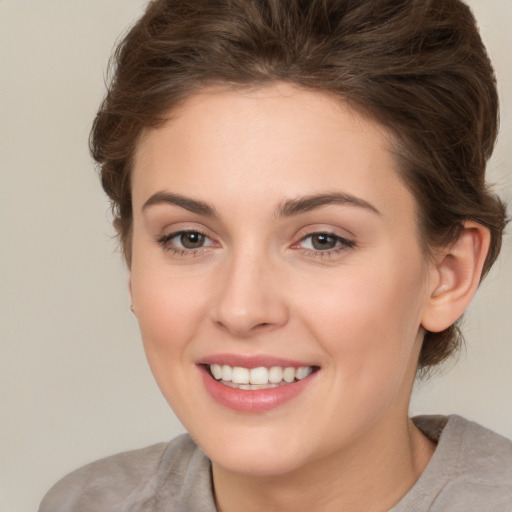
[131, 83, 416, 224]
[135, 83, 392, 164]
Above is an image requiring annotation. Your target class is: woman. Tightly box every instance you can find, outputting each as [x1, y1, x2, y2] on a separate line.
[39, 0, 511, 510]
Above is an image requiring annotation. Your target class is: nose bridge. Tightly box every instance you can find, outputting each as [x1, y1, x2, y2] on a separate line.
[213, 242, 288, 336]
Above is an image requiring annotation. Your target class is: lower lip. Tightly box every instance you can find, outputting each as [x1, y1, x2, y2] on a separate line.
[199, 365, 317, 413]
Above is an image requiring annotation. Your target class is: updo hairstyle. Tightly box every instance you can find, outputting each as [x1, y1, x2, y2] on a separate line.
[90, 0, 508, 371]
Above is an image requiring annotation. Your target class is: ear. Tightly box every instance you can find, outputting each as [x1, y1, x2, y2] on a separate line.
[128, 277, 135, 315]
[421, 221, 491, 333]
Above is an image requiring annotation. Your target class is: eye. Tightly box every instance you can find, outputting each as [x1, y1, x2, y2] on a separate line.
[157, 230, 215, 253]
[176, 231, 207, 249]
[297, 232, 355, 254]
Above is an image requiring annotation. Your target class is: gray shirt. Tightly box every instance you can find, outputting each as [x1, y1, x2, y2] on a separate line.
[39, 415, 512, 511]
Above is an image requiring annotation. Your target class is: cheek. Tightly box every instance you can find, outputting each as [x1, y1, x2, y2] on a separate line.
[292, 260, 428, 438]
[298, 256, 427, 376]
[130, 262, 213, 412]
[130, 256, 210, 360]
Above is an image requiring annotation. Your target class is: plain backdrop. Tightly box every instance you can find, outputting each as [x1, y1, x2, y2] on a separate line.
[0, 1, 511, 511]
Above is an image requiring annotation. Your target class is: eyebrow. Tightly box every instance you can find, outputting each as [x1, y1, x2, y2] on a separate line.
[142, 191, 381, 218]
[142, 192, 217, 216]
[276, 192, 381, 217]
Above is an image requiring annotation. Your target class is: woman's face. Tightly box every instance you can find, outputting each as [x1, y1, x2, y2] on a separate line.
[130, 83, 435, 476]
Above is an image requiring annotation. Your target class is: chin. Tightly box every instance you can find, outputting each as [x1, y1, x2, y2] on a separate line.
[210, 443, 311, 477]
[187, 418, 323, 477]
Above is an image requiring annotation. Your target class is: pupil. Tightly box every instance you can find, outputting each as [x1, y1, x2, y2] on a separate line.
[312, 234, 335, 250]
[181, 232, 205, 249]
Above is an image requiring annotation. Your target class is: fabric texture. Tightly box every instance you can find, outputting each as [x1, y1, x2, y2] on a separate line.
[39, 415, 512, 512]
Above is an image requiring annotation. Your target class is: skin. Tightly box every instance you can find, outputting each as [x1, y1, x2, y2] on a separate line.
[128, 83, 482, 511]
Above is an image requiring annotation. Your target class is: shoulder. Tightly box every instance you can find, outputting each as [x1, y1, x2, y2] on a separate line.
[442, 415, 512, 509]
[38, 433, 214, 512]
[434, 415, 512, 484]
[400, 415, 512, 512]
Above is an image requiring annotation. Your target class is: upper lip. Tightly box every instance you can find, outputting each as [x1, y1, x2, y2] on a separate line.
[196, 353, 318, 369]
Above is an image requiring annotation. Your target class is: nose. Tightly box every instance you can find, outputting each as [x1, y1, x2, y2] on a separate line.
[212, 249, 289, 338]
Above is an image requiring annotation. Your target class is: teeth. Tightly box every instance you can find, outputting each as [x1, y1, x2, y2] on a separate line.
[249, 367, 269, 385]
[209, 364, 313, 387]
[283, 367, 296, 383]
[221, 365, 232, 382]
[232, 367, 250, 384]
[238, 383, 279, 390]
[295, 366, 311, 380]
[268, 366, 283, 383]
[210, 364, 223, 380]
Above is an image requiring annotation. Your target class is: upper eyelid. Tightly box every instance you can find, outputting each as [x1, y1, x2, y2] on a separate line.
[159, 229, 213, 243]
[156, 230, 217, 256]
[156, 227, 355, 251]
[158, 226, 214, 240]
[163, 228, 210, 237]
[296, 232, 354, 247]
[299, 231, 350, 240]
[292, 220, 356, 238]
[295, 227, 355, 243]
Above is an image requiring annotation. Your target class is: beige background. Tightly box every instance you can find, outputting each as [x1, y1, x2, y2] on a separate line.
[0, 1, 510, 511]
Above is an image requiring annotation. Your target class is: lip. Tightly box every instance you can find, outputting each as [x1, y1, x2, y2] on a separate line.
[196, 353, 315, 369]
[197, 355, 319, 413]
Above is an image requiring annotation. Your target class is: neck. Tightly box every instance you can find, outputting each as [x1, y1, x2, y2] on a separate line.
[212, 416, 435, 512]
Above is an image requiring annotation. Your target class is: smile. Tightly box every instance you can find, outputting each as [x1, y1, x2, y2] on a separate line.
[208, 364, 314, 390]
[199, 360, 319, 412]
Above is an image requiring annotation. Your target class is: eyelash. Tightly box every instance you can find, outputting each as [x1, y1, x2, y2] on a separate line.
[157, 230, 214, 257]
[294, 232, 355, 258]
[156, 230, 355, 258]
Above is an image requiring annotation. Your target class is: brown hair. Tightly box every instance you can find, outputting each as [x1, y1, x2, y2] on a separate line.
[90, 0, 507, 371]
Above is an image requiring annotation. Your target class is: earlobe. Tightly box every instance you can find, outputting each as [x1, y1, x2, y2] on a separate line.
[421, 221, 490, 333]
